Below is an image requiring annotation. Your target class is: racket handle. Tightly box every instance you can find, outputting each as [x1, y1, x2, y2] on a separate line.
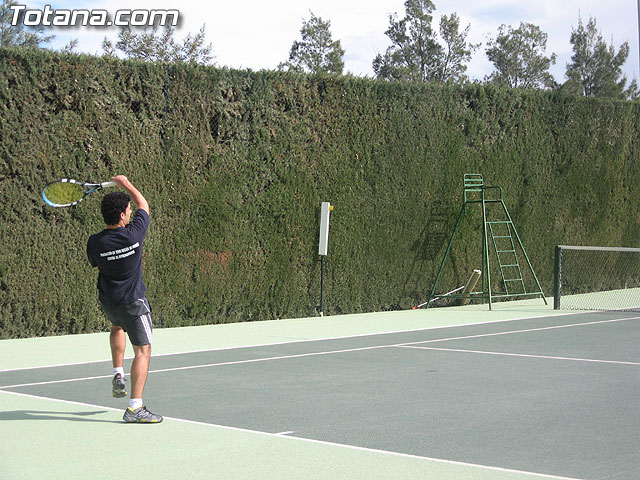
[101, 181, 117, 188]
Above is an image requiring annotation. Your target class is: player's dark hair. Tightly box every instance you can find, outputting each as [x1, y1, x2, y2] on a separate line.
[101, 192, 130, 225]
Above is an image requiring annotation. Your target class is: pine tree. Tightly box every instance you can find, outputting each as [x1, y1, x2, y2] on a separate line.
[564, 15, 638, 99]
[485, 22, 556, 89]
[279, 11, 344, 75]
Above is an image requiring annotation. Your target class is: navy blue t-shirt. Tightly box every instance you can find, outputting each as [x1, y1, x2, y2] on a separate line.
[87, 209, 150, 306]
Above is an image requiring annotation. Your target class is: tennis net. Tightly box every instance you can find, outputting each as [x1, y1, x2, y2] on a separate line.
[553, 245, 640, 311]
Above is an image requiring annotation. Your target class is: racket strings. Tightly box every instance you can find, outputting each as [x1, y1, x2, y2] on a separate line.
[42, 181, 85, 206]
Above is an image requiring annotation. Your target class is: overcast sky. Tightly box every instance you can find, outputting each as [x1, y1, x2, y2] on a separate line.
[30, 0, 640, 84]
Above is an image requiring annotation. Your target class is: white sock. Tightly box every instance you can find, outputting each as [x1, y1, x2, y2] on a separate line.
[113, 367, 125, 377]
[128, 398, 143, 410]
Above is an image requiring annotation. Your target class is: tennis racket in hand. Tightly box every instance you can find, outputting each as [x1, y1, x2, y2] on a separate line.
[41, 178, 116, 208]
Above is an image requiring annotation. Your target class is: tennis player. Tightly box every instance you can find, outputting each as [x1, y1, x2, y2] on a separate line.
[87, 175, 162, 423]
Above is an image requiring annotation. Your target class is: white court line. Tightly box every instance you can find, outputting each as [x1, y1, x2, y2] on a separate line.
[0, 389, 583, 480]
[397, 345, 640, 366]
[0, 344, 394, 389]
[0, 308, 602, 373]
[0, 373, 114, 389]
[392, 316, 640, 348]
[2, 316, 638, 390]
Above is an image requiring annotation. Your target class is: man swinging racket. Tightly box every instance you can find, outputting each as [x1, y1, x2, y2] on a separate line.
[87, 175, 162, 423]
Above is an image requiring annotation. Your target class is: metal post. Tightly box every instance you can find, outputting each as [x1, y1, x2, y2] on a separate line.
[481, 185, 492, 310]
[553, 245, 562, 310]
[320, 256, 325, 316]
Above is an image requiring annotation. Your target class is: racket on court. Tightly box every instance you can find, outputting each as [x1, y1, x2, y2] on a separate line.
[41, 178, 116, 208]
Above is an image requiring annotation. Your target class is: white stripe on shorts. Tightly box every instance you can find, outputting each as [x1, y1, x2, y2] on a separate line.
[138, 298, 151, 314]
[140, 313, 153, 343]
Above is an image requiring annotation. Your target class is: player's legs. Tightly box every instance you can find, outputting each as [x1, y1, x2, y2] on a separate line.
[108, 322, 128, 398]
[130, 343, 151, 399]
[123, 343, 161, 423]
[110, 325, 126, 368]
[121, 298, 162, 423]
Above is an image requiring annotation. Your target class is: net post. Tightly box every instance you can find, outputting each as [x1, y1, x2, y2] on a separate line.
[553, 245, 562, 309]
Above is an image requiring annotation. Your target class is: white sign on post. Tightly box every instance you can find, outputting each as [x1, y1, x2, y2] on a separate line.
[318, 202, 332, 256]
[318, 201, 333, 316]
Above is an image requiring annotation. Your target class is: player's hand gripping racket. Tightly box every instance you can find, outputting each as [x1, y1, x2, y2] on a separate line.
[41, 178, 116, 207]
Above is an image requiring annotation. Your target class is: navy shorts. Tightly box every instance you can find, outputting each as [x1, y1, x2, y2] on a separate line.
[101, 297, 153, 346]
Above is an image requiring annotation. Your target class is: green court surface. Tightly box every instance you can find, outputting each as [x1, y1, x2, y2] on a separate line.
[2, 298, 638, 480]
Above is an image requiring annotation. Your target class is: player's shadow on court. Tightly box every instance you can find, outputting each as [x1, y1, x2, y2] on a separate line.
[0, 410, 120, 423]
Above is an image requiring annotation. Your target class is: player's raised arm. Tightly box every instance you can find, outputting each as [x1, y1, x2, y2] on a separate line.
[111, 175, 149, 215]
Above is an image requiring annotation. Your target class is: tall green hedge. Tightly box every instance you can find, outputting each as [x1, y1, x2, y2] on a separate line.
[1, 48, 639, 338]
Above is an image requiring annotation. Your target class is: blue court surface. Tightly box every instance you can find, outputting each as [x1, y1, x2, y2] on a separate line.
[1, 301, 638, 480]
